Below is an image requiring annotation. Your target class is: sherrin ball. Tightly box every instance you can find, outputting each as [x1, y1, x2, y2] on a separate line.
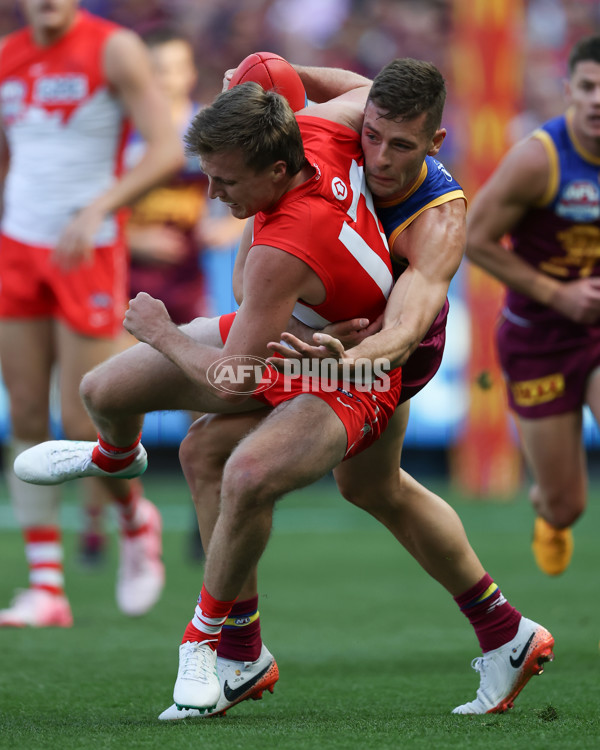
[228, 51, 307, 112]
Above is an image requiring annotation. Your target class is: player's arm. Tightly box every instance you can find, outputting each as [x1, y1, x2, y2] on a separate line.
[344, 198, 466, 368]
[0, 125, 9, 219]
[466, 136, 558, 302]
[232, 218, 255, 304]
[294, 65, 372, 103]
[0, 40, 9, 218]
[124, 243, 320, 403]
[54, 29, 184, 269]
[294, 66, 371, 133]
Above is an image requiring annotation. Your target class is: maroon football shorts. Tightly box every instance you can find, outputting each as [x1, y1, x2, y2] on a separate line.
[497, 310, 600, 418]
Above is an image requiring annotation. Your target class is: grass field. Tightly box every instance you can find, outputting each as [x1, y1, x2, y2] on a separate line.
[1, 464, 599, 750]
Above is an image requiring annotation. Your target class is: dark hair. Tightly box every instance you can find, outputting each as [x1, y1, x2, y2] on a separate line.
[140, 27, 192, 49]
[568, 35, 600, 75]
[185, 82, 306, 175]
[368, 58, 446, 136]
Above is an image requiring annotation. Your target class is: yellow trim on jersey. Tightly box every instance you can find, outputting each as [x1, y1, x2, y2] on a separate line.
[566, 108, 600, 166]
[375, 161, 429, 208]
[531, 129, 559, 208]
[224, 610, 260, 627]
[386, 190, 466, 248]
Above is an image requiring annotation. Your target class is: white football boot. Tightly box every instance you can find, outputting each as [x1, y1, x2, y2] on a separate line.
[0, 588, 73, 628]
[452, 616, 555, 714]
[14, 440, 147, 485]
[160, 643, 279, 719]
[172, 641, 221, 712]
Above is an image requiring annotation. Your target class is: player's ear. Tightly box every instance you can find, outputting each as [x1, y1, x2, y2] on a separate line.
[271, 160, 289, 180]
[427, 128, 446, 157]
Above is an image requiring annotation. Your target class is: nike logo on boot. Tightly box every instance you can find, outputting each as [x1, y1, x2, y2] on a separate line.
[509, 633, 535, 668]
[223, 663, 270, 702]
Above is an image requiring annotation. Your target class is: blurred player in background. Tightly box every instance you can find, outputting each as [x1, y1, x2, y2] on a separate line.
[78, 27, 245, 564]
[466, 35, 600, 577]
[0, 0, 183, 626]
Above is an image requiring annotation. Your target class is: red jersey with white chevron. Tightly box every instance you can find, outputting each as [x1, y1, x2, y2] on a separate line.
[0, 10, 129, 247]
[253, 116, 394, 329]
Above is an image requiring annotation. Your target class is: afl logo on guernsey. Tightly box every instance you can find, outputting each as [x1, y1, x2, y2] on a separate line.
[331, 177, 348, 200]
[556, 180, 600, 222]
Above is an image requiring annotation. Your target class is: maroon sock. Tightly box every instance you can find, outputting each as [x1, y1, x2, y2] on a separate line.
[454, 573, 521, 652]
[217, 595, 262, 662]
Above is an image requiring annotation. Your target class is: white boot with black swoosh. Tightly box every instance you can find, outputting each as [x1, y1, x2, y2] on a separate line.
[160, 643, 279, 719]
[452, 616, 555, 714]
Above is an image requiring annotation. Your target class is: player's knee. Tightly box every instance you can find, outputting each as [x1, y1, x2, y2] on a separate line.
[531, 483, 586, 528]
[9, 397, 49, 439]
[79, 368, 104, 414]
[337, 479, 368, 508]
[179, 415, 228, 484]
[548, 503, 584, 528]
[221, 451, 277, 513]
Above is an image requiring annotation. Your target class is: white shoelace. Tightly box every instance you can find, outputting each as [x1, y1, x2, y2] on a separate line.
[49, 442, 93, 471]
[181, 643, 215, 684]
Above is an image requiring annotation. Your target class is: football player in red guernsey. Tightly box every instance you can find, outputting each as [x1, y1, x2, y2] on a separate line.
[0, 0, 183, 627]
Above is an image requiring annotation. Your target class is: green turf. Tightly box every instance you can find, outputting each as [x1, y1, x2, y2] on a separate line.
[0, 470, 599, 749]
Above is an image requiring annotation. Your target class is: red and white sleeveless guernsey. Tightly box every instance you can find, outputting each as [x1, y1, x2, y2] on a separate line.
[232, 116, 403, 458]
[0, 10, 129, 248]
[254, 116, 394, 328]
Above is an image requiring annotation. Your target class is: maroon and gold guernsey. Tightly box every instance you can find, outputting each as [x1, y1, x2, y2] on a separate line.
[506, 110, 600, 325]
[498, 110, 600, 417]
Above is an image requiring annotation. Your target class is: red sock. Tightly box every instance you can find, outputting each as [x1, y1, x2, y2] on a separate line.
[454, 573, 521, 652]
[91, 433, 141, 473]
[24, 527, 65, 596]
[112, 482, 146, 535]
[217, 595, 262, 662]
[181, 584, 237, 650]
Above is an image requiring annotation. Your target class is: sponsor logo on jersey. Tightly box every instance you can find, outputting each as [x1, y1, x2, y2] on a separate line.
[556, 180, 600, 222]
[34, 74, 89, 104]
[510, 373, 565, 407]
[331, 177, 348, 200]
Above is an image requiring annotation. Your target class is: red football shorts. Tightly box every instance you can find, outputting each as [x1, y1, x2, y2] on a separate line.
[0, 233, 128, 338]
[218, 311, 402, 459]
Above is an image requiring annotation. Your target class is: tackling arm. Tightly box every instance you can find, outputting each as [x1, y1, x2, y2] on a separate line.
[294, 65, 372, 103]
[345, 198, 466, 368]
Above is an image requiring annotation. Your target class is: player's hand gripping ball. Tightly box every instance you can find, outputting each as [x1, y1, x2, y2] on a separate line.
[228, 52, 307, 112]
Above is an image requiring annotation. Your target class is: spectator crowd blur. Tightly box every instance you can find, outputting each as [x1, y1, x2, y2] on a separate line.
[0, 0, 597, 179]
